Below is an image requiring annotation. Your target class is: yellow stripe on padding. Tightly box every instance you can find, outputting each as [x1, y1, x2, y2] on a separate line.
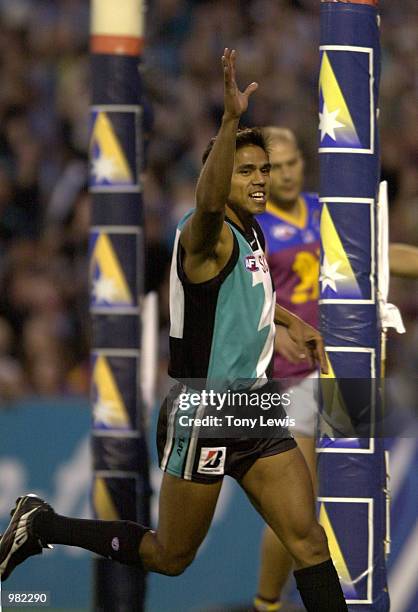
[93, 355, 130, 428]
[319, 503, 355, 592]
[94, 477, 119, 520]
[321, 204, 362, 297]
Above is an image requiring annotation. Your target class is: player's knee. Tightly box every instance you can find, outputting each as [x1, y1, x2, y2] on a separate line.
[289, 522, 329, 566]
[159, 550, 196, 576]
[308, 523, 328, 555]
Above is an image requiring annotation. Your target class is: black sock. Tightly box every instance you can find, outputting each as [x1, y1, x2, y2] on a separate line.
[32, 511, 150, 566]
[294, 559, 348, 612]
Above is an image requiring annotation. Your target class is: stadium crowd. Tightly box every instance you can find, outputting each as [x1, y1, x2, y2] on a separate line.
[0, 0, 416, 403]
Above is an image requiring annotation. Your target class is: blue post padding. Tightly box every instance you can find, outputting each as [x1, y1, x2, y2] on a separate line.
[90, 41, 150, 610]
[318, 3, 389, 610]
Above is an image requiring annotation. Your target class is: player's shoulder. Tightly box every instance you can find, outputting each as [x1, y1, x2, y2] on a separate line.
[176, 208, 195, 230]
[302, 191, 320, 210]
[257, 205, 283, 229]
[302, 193, 321, 236]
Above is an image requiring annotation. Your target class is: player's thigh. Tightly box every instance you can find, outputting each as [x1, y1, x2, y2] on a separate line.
[295, 435, 317, 495]
[157, 472, 222, 557]
[239, 446, 316, 544]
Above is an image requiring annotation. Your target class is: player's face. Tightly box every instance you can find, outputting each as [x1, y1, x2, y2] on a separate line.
[269, 142, 304, 206]
[228, 145, 270, 215]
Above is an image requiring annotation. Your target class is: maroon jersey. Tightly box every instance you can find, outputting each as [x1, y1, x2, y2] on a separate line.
[258, 193, 320, 379]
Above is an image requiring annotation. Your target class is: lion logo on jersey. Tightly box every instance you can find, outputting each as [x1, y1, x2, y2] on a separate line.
[291, 251, 319, 304]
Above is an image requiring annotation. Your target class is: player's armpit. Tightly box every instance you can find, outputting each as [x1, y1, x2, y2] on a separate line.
[180, 208, 226, 257]
[180, 217, 233, 283]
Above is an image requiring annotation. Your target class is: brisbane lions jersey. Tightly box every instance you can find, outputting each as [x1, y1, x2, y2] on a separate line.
[258, 193, 320, 379]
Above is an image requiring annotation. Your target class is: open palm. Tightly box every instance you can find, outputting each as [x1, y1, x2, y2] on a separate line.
[222, 48, 258, 119]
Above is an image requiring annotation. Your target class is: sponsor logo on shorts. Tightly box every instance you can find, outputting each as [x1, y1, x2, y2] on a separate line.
[197, 447, 226, 475]
[111, 537, 120, 551]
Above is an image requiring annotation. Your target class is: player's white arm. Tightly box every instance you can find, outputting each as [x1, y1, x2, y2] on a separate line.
[180, 48, 258, 257]
[274, 304, 328, 374]
[389, 243, 418, 279]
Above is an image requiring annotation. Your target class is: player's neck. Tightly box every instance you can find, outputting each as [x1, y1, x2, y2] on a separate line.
[270, 195, 300, 214]
[225, 205, 253, 233]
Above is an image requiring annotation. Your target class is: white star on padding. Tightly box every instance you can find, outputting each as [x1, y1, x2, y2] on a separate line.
[319, 102, 345, 141]
[93, 399, 118, 424]
[91, 155, 116, 182]
[320, 255, 346, 292]
[93, 276, 118, 303]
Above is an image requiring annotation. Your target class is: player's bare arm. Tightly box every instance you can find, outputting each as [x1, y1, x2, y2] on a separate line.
[389, 242, 418, 279]
[274, 324, 303, 365]
[274, 304, 328, 374]
[180, 48, 258, 282]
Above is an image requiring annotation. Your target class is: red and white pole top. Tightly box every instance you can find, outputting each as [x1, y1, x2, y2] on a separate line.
[90, 0, 144, 56]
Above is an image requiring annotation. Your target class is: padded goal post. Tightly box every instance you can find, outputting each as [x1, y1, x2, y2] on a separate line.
[318, 1, 389, 610]
[89, 1, 150, 609]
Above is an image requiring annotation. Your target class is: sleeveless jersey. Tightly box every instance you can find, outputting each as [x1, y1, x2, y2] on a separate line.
[257, 193, 320, 379]
[168, 210, 276, 390]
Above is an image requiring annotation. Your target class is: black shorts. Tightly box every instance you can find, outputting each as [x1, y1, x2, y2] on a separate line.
[157, 383, 296, 484]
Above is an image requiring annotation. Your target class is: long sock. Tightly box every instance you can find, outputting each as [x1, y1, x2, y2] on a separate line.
[294, 559, 348, 612]
[32, 511, 150, 566]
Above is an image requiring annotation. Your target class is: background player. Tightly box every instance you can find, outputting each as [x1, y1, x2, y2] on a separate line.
[255, 127, 320, 612]
[254, 127, 418, 612]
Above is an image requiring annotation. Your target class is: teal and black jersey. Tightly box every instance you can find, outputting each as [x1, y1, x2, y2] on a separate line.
[168, 210, 276, 389]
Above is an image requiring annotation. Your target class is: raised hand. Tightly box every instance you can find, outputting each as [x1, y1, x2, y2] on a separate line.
[222, 48, 258, 120]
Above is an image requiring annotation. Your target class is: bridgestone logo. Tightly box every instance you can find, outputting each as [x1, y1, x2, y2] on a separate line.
[197, 447, 226, 475]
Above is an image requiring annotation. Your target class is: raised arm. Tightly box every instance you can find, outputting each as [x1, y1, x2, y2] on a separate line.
[180, 49, 258, 267]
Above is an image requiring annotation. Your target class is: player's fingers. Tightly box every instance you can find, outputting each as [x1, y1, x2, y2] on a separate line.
[286, 339, 305, 363]
[222, 49, 229, 76]
[230, 48, 236, 79]
[315, 338, 328, 374]
[280, 347, 300, 365]
[243, 82, 258, 98]
[294, 332, 306, 359]
[305, 344, 315, 368]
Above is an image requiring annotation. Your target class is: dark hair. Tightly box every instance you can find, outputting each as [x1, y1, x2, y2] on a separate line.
[201, 127, 267, 165]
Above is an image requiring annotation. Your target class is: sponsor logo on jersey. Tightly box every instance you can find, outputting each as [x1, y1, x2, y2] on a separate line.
[197, 447, 226, 475]
[245, 255, 259, 272]
[271, 225, 297, 240]
[245, 254, 269, 273]
[302, 229, 316, 244]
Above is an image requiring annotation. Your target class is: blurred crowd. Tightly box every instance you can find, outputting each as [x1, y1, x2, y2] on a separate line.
[0, 0, 416, 403]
